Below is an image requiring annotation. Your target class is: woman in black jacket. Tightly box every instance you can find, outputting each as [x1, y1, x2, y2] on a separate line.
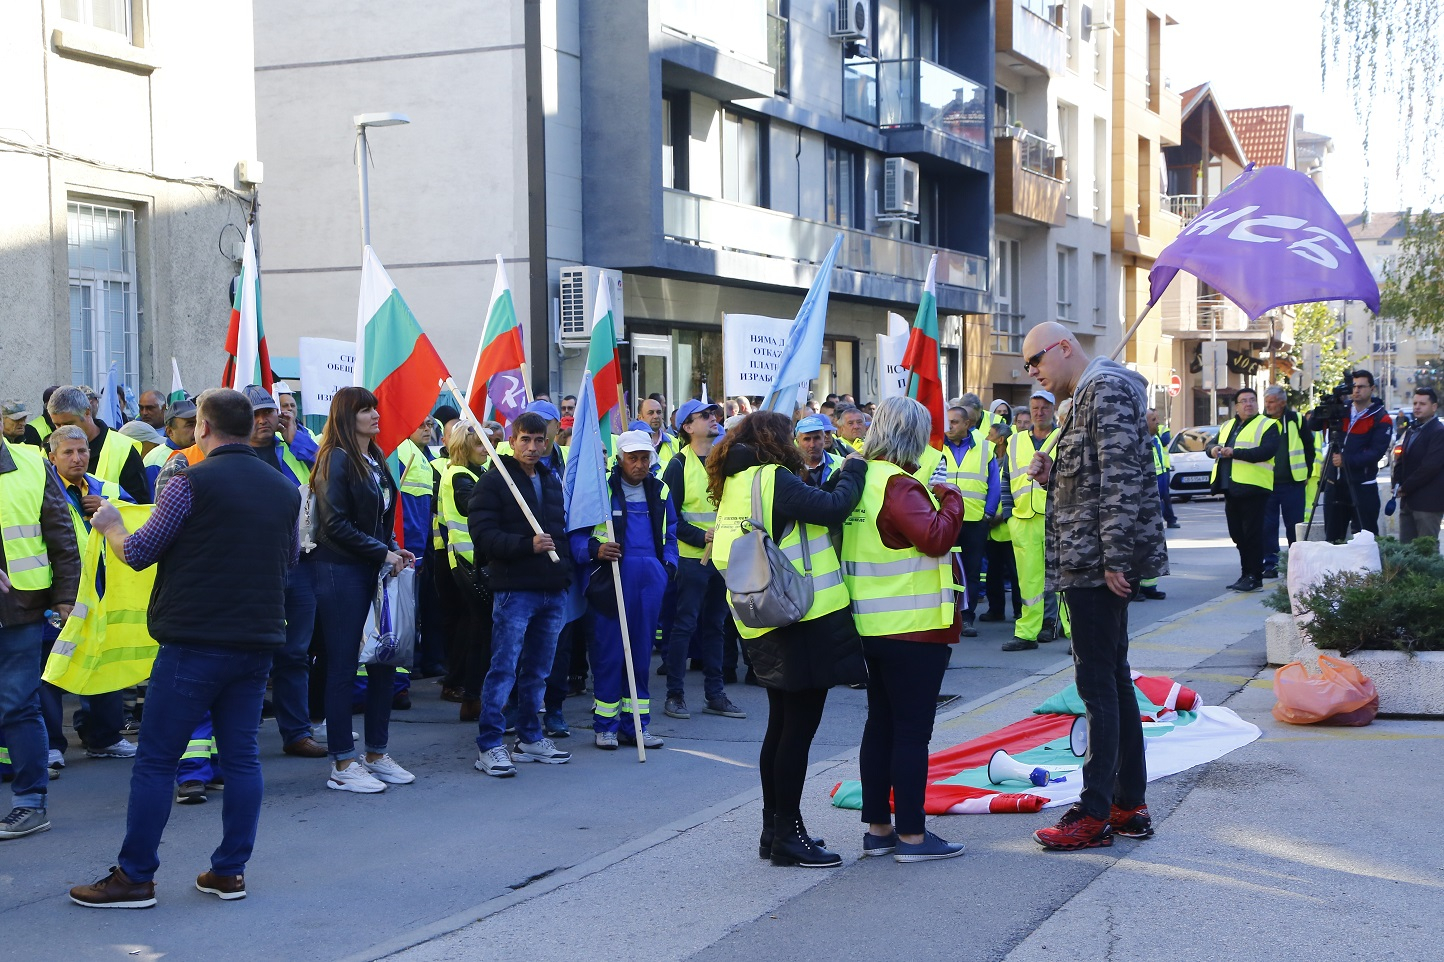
[311, 387, 416, 794]
[706, 412, 866, 867]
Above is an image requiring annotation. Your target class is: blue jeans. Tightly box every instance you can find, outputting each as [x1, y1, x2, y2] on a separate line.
[0, 622, 47, 808]
[478, 589, 565, 750]
[1065, 584, 1147, 820]
[1262, 479, 1306, 568]
[271, 556, 317, 745]
[1156, 473, 1178, 524]
[314, 559, 393, 762]
[117, 645, 272, 881]
[665, 558, 726, 701]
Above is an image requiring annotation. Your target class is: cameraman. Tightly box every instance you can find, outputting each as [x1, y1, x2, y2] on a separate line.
[1309, 370, 1392, 542]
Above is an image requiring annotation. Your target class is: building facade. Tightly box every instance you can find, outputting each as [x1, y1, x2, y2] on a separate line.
[0, 0, 259, 408]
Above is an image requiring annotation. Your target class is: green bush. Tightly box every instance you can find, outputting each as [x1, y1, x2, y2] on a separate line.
[1289, 536, 1444, 655]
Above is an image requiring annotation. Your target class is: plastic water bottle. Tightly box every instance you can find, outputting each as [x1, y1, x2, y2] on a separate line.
[45, 609, 64, 629]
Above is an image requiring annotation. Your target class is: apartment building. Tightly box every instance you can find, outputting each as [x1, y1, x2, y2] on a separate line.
[0, 0, 259, 405]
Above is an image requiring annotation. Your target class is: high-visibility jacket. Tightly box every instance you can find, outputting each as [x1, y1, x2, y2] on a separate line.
[939, 434, 991, 522]
[712, 464, 848, 640]
[34, 419, 53, 444]
[913, 446, 942, 483]
[438, 463, 479, 567]
[277, 437, 313, 487]
[1280, 414, 1308, 482]
[1150, 435, 1168, 476]
[1210, 416, 1277, 493]
[1007, 428, 1060, 520]
[673, 447, 714, 560]
[396, 439, 432, 497]
[0, 440, 55, 591]
[61, 475, 131, 548]
[801, 450, 844, 487]
[655, 432, 681, 468]
[142, 442, 175, 474]
[841, 460, 956, 636]
[94, 428, 139, 485]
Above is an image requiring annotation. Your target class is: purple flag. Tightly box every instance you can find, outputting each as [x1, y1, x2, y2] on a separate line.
[1148, 164, 1380, 320]
[486, 368, 529, 423]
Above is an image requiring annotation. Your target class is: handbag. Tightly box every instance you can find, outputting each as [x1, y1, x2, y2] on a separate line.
[361, 566, 417, 666]
[722, 467, 814, 630]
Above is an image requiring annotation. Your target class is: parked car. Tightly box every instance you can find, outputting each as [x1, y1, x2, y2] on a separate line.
[1168, 425, 1221, 501]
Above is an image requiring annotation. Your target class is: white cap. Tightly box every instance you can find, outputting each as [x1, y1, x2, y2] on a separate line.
[273, 381, 295, 396]
[615, 429, 659, 467]
[1030, 389, 1056, 404]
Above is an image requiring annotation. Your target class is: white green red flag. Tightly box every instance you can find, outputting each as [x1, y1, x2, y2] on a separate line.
[901, 253, 945, 449]
[465, 255, 529, 425]
[168, 358, 186, 407]
[222, 223, 271, 392]
[585, 273, 624, 456]
[354, 246, 450, 457]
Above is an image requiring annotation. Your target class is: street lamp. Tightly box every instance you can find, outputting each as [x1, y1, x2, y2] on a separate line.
[354, 112, 410, 253]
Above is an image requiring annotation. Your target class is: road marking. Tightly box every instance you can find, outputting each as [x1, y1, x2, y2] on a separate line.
[667, 748, 756, 769]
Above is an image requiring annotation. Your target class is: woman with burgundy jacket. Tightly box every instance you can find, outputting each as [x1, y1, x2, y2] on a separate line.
[843, 397, 967, 863]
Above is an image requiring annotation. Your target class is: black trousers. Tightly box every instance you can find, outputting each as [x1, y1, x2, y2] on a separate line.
[1324, 478, 1381, 543]
[759, 687, 828, 822]
[1224, 490, 1269, 579]
[957, 519, 987, 619]
[984, 535, 1021, 617]
[859, 636, 952, 835]
[1064, 584, 1146, 819]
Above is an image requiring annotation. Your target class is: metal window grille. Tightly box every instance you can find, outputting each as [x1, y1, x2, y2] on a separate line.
[68, 202, 140, 389]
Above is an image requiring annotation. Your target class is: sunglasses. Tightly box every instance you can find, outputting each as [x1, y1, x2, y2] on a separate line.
[1024, 340, 1064, 374]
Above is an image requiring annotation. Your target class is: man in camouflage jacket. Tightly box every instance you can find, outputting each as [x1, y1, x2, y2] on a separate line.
[1020, 321, 1168, 852]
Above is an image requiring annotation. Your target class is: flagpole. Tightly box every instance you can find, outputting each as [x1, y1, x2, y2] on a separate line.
[604, 515, 646, 763]
[441, 377, 561, 563]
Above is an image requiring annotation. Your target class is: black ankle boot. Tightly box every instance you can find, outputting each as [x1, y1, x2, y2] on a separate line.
[769, 814, 841, 868]
[758, 814, 827, 859]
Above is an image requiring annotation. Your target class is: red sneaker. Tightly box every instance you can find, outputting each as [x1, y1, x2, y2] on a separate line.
[1109, 803, 1154, 839]
[1034, 804, 1114, 850]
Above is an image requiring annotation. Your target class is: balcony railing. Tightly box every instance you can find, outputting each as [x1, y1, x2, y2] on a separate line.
[994, 125, 1058, 175]
[659, 0, 768, 66]
[844, 59, 878, 125]
[662, 188, 988, 292]
[1163, 193, 1203, 222]
[878, 59, 988, 147]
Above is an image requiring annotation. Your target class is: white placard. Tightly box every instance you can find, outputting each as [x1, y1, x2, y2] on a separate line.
[722, 313, 793, 397]
[877, 312, 911, 400]
[298, 337, 356, 419]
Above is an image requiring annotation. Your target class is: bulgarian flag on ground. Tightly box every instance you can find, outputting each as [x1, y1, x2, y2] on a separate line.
[464, 255, 529, 426]
[585, 273, 624, 456]
[901, 253, 945, 449]
[354, 246, 450, 457]
[167, 358, 186, 407]
[222, 223, 272, 392]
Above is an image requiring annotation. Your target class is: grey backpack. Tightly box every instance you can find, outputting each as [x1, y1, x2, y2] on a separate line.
[723, 467, 814, 630]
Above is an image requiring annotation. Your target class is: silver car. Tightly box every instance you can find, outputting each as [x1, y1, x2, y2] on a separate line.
[1167, 425, 1221, 501]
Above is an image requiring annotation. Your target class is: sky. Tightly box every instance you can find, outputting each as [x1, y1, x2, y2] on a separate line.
[1166, 0, 1438, 217]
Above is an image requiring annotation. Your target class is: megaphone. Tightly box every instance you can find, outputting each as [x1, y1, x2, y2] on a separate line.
[1070, 715, 1088, 758]
[987, 750, 1053, 788]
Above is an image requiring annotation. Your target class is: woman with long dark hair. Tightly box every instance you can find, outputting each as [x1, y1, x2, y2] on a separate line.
[311, 387, 416, 793]
[707, 411, 866, 867]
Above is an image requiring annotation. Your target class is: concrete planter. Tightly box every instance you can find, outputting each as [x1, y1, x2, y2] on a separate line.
[1296, 640, 1444, 717]
[1266, 613, 1305, 666]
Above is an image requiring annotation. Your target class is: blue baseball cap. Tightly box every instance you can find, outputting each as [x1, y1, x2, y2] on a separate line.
[674, 399, 722, 430]
[525, 399, 561, 422]
[627, 419, 650, 433]
[794, 414, 833, 436]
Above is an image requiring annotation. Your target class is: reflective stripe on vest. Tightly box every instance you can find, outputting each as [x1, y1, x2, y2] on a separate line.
[279, 438, 313, 486]
[712, 464, 850, 639]
[142, 444, 174, 472]
[1283, 416, 1308, 481]
[1007, 428, 1059, 519]
[1209, 417, 1276, 492]
[942, 435, 990, 522]
[676, 448, 715, 560]
[841, 460, 955, 636]
[1151, 436, 1167, 476]
[95, 429, 138, 485]
[438, 463, 479, 567]
[397, 440, 432, 497]
[0, 441, 54, 590]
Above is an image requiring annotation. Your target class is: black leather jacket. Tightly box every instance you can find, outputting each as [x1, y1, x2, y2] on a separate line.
[313, 448, 398, 565]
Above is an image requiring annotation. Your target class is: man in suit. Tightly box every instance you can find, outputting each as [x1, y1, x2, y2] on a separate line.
[1392, 387, 1444, 542]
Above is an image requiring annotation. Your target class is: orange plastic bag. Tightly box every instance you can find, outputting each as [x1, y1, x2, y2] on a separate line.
[1272, 654, 1379, 726]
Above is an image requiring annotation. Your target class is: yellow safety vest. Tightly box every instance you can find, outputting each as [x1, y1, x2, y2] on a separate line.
[913, 446, 943, 484]
[142, 443, 175, 474]
[1210, 416, 1277, 492]
[940, 435, 990, 522]
[1007, 428, 1059, 520]
[656, 433, 681, 468]
[396, 439, 434, 498]
[438, 463, 479, 567]
[43, 503, 159, 695]
[674, 447, 715, 560]
[712, 464, 849, 640]
[34, 419, 53, 444]
[1150, 436, 1168, 476]
[61, 476, 126, 548]
[94, 428, 139, 485]
[841, 460, 956, 636]
[1280, 415, 1308, 482]
[0, 440, 55, 590]
[278, 437, 312, 486]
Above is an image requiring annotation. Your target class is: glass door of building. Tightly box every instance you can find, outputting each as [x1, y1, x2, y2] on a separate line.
[632, 333, 673, 419]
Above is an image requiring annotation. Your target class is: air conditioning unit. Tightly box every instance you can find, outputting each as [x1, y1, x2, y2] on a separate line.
[882, 157, 920, 216]
[559, 266, 625, 347]
[831, 0, 868, 40]
[1083, 0, 1115, 33]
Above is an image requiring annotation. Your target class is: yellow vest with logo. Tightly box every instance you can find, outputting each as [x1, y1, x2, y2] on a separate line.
[841, 460, 956, 636]
[1210, 416, 1276, 492]
[0, 440, 55, 590]
[674, 447, 715, 560]
[1007, 428, 1059, 520]
[438, 463, 479, 567]
[712, 464, 849, 639]
[940, 435, 990, 522]
[95, 428, 139, 485]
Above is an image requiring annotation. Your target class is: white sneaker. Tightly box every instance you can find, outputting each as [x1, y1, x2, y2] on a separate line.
[361, 754, 415, 785]
[48, 749, 66, 769]
[594, 731, 618, 750]
[327, 761, 386, 793]
[476, 746, 516, 777]
[312, 721, 358, 744]
[620, 730, 664, 749]
[86, 739, 137, 759]
[512, 737, 571, 764]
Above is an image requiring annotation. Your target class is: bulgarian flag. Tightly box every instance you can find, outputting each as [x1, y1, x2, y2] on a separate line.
[354, 246, 450, 457]
[585, 272, 624, 456]
[464, 255, 529, 425]
[168, 358, 186, 407]
[222, 223, 272, 392]
[901, 253, 946, 449]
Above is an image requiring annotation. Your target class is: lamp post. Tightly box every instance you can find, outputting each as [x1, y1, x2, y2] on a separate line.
[354, 112, 411, 254]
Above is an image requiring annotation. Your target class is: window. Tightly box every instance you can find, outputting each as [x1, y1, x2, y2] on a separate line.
[825, 142, 863, 229]
[60, 0, 131, 38]
[994, 239, 1022, 353]
[1092, 6, 1109, 83]
[1057, 246, 1077, 319]
[722, 111, 766, 207]
[767, 0, 790, 96]
[900, 0, 940, 62]
[1146, 13, 1162, 112]
[662, 92, 688, 191]
[1093, 253, 1108, 327]
[1137, 136, 1152, 234]
[994, 85, 1017, 130]
[1057, 101, 1077, 216]
[68, 201, 140, 389]
[1092, 115, 1107, 221]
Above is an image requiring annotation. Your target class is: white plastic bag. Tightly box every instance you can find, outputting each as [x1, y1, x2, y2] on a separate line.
[1285, 530, 1381, 637]
[360, 566, 416, 666]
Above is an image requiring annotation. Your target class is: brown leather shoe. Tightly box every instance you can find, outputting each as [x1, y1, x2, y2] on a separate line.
[196, 870, 246, 900]
[70, 866, 156, 909]
[283, 736, 327, 758]
[459, 697, 482, 722]
[440, 686, 464, 703]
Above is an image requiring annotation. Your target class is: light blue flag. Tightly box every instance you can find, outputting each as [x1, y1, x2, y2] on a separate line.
[761, 233, 843, 413]
[563, 371, 612, 622]
[100, 360, 124, 427]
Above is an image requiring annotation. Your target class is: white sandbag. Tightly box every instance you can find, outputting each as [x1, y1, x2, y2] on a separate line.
[1286, 531, 1381, 640]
